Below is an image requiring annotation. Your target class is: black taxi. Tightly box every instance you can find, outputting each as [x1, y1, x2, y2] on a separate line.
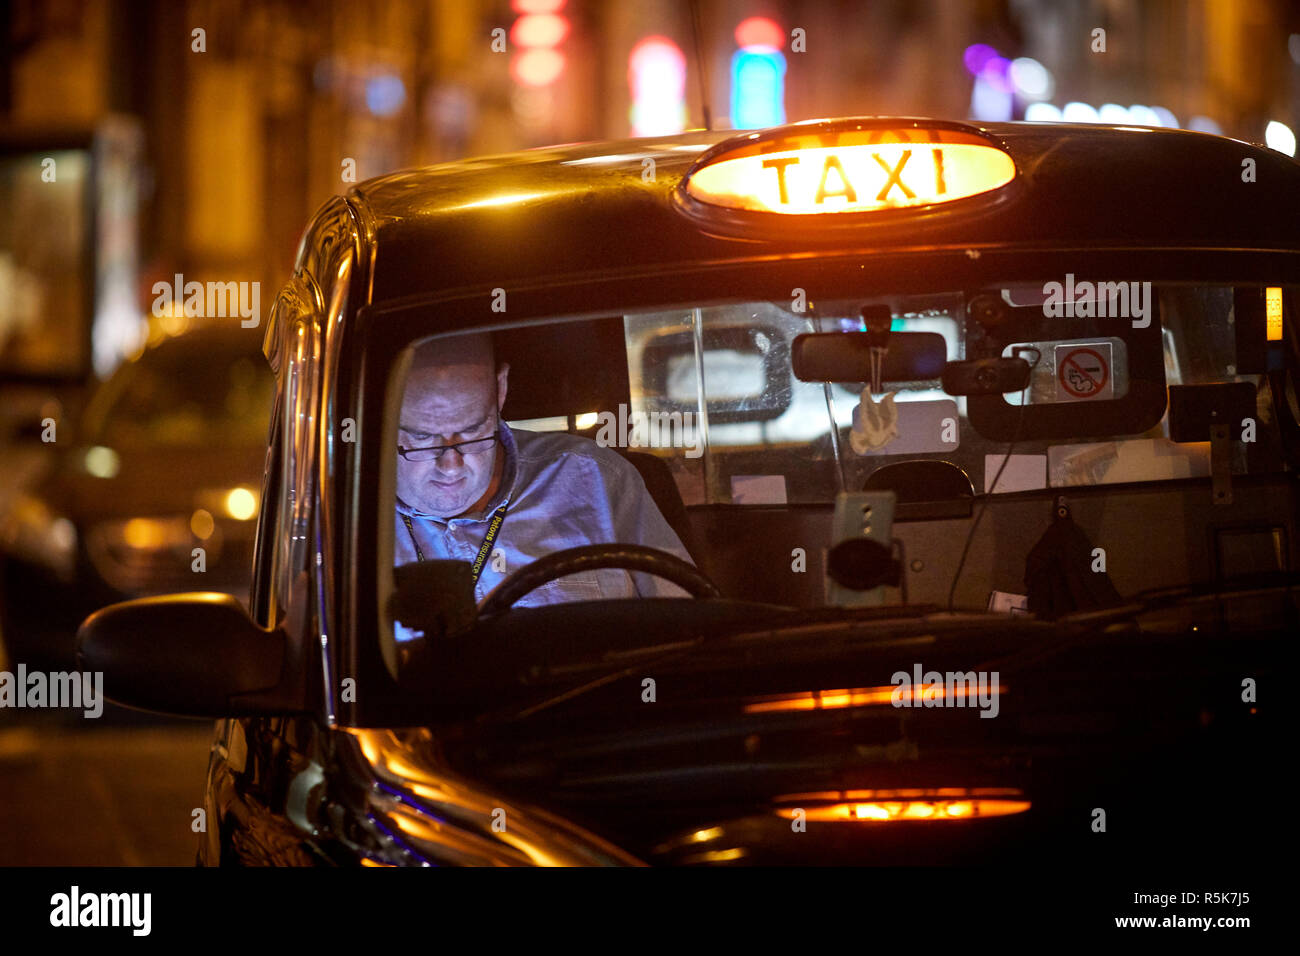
[79, 117, 1296, 866]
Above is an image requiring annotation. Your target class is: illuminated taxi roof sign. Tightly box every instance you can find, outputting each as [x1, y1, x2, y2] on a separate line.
[677, 120, 1017, 227]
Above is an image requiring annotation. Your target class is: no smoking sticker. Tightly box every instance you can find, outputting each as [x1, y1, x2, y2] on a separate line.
[1055, 343, 1113, 401]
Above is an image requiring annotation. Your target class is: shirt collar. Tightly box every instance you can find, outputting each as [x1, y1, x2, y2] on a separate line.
[396, 422, 517, 522]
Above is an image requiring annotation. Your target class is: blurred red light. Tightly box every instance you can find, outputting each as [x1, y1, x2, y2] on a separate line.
[734, 16, 783, 51]
[511, 0, 565, 12]
[512, 48, 566, 86]
[511, 13, 569, 48]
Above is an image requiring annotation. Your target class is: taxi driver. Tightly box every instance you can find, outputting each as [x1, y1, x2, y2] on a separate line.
[394, 333, 692, 620]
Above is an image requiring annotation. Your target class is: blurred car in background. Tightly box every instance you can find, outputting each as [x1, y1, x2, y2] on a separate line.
[0, 323, 272, 668]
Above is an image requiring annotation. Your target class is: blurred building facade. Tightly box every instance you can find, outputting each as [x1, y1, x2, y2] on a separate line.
[2, 0, 1297, 347]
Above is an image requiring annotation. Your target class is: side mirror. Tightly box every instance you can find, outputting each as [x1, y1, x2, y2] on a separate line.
[76, 592, 307, 717]
[941, 357, 1031, 395]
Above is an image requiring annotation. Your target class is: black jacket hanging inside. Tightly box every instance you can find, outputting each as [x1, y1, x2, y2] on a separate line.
[1024, 500, 1123, 619]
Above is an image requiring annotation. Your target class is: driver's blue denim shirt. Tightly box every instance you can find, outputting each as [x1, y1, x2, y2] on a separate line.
[394, 424, 691, 641]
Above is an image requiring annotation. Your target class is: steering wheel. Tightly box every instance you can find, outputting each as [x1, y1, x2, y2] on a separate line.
[478, 543, 720, 617]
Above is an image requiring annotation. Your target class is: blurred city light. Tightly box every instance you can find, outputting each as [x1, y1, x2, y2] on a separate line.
[963, 43, 998, 75]
[1150, 106, 1179, 128]
[1062, 101, 1100, 123]
[510, 0, 568, 89]
[1024, 102, 1062, 122]
[629, 36, 687, 136]
[970, 47, 1058, 122]
[1127, 104, 1161, 126]
[1188, 115, 1224, 134]
[981, 56, 1013, 93]
[509, 85, 555, 130]
[1098, 103, 1129, 123]
[1029, 100, 1184, 129]
[83, 446, 120, 480]
[224, 488, 258, 521]
[1008, 57, 1053, 101]
[970, 72, 1013, 121]
[511, 13, 569, 47]
[512, 48, 565, 87]
[365, 74, 406, 117]
[734, 16, 783, 50]
[731, 45, 786, 129]
[1266, 120, 1296, 156]
[511, 0, 565, 13]
[190, 509, 215, 540]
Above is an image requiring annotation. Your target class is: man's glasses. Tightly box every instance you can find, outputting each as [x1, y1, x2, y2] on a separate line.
[398, 429, 500, 462]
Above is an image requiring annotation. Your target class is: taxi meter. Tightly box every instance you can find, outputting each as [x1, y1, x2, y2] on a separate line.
[676, 119, 1018, 230]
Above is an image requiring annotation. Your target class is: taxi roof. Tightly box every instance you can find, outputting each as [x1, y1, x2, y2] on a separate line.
[348, 119, 1300, 307]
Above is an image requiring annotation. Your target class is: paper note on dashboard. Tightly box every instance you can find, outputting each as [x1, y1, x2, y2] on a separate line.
[983, 454, 1047, 494]
[730, 474, 788, 505]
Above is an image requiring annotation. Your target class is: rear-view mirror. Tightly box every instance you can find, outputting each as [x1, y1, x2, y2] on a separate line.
[792, 331, 947, 383]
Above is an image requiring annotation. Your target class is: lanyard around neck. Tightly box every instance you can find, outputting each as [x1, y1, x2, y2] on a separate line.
[403, 500, 508, 586]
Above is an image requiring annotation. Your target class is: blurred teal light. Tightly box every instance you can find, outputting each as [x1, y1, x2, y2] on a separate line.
[730, 48, 786, 130]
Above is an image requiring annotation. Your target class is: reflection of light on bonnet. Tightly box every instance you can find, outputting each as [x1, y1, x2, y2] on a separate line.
[744, 683, 1005, 713]
[771, 787, 1029, 822]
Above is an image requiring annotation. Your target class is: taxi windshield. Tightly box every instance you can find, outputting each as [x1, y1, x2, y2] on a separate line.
[384, 279, 1297, 647]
